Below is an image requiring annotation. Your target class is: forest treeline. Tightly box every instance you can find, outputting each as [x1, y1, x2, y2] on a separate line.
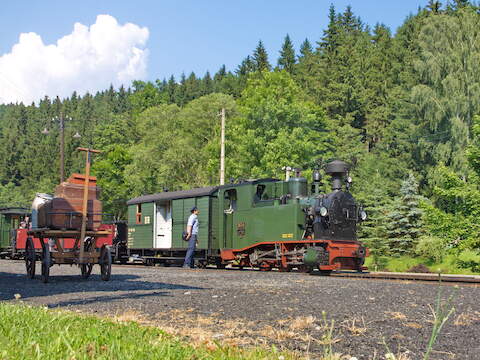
[1, 0, 480, 272]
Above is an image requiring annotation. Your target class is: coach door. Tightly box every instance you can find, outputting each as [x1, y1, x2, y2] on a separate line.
[223, 189, 237, 249]
[155, 201, 172, 248]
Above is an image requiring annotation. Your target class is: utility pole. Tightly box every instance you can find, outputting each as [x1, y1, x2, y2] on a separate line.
[59, 111, 65, 183]
[78, 147, 101, 263]
[41, 96, 81, 184]
[220, 108, 226, 185]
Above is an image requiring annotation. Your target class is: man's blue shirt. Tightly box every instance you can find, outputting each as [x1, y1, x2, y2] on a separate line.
[187, 213, 199, 235]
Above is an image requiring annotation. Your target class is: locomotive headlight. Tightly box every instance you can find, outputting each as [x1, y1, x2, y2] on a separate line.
[360, 210, 367, 221]
[320, 206, 328, 217]
[346, 176, 353, 183]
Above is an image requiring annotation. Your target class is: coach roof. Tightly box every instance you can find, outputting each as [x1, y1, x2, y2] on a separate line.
[127, 186, 219, 205]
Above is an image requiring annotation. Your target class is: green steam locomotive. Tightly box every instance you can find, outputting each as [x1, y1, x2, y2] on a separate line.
[124, 160, 367, 272]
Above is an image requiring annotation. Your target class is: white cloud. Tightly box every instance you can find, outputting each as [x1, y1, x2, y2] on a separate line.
[0, 15, 149, 104]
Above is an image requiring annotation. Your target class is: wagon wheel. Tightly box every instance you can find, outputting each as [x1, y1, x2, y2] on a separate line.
[80, 238, 94, 279]
[100, 245, 112, 281]
[25, 237, 36, 279]
[41, 245, 51, 283]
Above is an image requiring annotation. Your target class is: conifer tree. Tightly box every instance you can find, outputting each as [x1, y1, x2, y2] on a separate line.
[252, 40, 271, 72]
[319, 4, 340, 56]
[412, 9, 480, 176]
[386, 173, 424, 256]
[357, 173, 391, 269]
[214, 65, 227, 81]
[277, 34, 296, 73]
[174, 73, 187, 106]
[236, 56, 254, 76]
[184, 72, 200, 102]
[427, 0, 442, 13]
[299, 38, 313, 58]
[452, 0, 470, 9]
[117, 86, 130, 113]
[166, 75, 177, 103]
[201, 71, 213, 95]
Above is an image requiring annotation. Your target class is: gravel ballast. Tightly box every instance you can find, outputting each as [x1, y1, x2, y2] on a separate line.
[1, 259, 479, 359]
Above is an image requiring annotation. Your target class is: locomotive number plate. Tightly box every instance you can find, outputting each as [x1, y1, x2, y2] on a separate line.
[237, 222, 245, 237]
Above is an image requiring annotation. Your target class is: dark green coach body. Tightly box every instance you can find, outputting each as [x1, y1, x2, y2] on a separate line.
[126, 179, 306, 256]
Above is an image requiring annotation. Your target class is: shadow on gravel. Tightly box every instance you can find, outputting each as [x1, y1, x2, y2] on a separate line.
[0, 272, 205, 302]
[46, 291, 170, 308]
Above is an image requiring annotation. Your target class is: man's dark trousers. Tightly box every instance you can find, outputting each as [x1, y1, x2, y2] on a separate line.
[183, 234, 197, 268]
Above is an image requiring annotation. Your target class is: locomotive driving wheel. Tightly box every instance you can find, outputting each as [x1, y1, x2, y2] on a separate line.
[317, 268, 332, 276]
[25, 237, 36, 279]
[279, 265, 292, 272]
[41, 244, 51, 283]
[80, 238, 94, 279]
[259, 261, 272, 271]
[100, 245, 112, 281]
[297, 265, 313, 273]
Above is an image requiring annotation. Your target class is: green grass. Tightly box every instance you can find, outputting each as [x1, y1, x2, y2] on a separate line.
[0, 303, 296, 360]
[365, 255, 480, 275]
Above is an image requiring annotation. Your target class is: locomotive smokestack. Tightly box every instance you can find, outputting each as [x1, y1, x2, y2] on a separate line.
[325, 160, 349, 191]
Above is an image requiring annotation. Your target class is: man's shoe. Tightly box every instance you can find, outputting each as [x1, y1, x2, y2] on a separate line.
[182, 265, 190, 269]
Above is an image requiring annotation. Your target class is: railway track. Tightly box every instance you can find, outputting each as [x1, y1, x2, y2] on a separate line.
[112, 262, 480, 284]
[328, 270, 480, 284]
[6, 256, 479, 285]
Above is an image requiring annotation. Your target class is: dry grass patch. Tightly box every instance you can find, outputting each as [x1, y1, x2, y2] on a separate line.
[404, 322, 422, 329]
[385, 311, 407, 321]
[341, 318, 367, 336]
[259, 325, 299, 341]
[289, 315, 316, 330]
[107, 309, 348, 358]
[453, 311, 480, 326]
[385, 353, 412, 360]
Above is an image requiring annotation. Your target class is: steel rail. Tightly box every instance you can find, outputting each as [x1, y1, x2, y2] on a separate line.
[328, 271, 480, 284]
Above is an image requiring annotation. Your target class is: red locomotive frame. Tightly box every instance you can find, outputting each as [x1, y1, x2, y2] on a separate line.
[220, 239, 368, 271]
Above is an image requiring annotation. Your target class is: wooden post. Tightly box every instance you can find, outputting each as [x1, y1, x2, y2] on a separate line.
[60, 112, 65, 183]
[220, 108, 225, 185]
[77, 147, 101, 263]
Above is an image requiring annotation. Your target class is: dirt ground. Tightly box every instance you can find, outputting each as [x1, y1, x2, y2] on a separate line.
[1, 259, 479, 359]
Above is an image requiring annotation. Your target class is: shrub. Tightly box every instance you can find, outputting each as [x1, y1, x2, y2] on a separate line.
[415, 236, 447, 263]
[456, 250, 480, 272]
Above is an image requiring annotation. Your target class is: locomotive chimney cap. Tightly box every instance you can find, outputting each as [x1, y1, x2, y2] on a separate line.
[325, 160, 349, 176]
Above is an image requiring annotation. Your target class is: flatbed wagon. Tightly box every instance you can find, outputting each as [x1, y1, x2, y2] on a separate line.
[24, 147, 112, 283]
[25, 228, 112, 283]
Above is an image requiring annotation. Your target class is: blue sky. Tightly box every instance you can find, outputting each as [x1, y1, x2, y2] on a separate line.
[0, 1, 426, 103]
[0, 1, 427, 80]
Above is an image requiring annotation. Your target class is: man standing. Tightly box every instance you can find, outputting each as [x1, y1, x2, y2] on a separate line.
[183, 206, 199, 268]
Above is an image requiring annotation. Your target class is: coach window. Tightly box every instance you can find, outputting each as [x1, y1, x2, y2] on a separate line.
[224, 189, 237, 214]
[254, 185, 266, 202]
[136, 204, 142, 224]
